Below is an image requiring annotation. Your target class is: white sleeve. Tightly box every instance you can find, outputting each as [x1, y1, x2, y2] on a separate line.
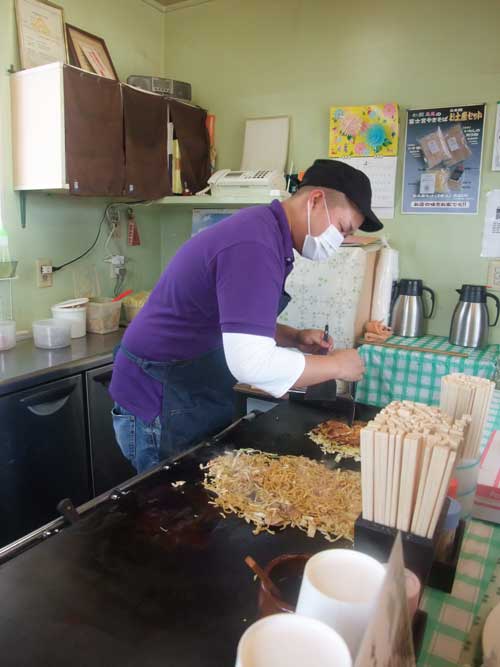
[222, 332, 305, 398]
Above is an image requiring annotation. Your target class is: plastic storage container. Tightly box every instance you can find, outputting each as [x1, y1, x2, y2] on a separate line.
[51, 298, 88, 338]
[0, 320, 16, 351]
[87, 298, 122, 334]
[33, 319, 71, 349]
[123, 291, 151, 323]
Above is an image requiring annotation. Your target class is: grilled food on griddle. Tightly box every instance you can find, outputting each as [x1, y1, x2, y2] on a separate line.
[202, 449, 361, 542]
[307, 419, 367, 461]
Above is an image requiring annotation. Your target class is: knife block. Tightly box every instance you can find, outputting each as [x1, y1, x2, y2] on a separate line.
[354, 498, 450, 588]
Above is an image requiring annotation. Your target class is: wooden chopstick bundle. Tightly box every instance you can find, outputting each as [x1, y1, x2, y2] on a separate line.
[440, 373, 494, 461]
[360, 400, 469, 538]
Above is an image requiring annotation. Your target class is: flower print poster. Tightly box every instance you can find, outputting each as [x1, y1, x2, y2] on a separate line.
[329, 103, 399, 158]
[402, 104, 485, 214]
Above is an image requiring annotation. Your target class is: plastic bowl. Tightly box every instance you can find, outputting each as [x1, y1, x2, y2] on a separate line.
[0, 320, 16, 351]
[33, 319, 71, 349]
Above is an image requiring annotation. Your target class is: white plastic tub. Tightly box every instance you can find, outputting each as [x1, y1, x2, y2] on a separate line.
[51, 298, 88, 338]
[33, 319, 71, 349]
[0, 320, 16, 351]
[87, 298, 121, 334]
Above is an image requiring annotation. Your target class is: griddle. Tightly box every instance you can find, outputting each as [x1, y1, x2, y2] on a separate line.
[0, 401, 375, 667]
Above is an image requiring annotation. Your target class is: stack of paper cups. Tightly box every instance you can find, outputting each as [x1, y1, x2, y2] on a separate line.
[295, 549, 386, 659]
[371, 247, 399, 325]
[235, 614, 352, 667]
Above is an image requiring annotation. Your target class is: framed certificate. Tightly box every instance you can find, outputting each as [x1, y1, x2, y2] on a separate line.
[15, 0, 67, 69]
[66, 24, 118, 81]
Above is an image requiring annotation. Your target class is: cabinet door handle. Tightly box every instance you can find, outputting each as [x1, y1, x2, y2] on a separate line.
[26, 396, 70, 416]
[91, 371, 112, 388]
[20, 385, 75, 416]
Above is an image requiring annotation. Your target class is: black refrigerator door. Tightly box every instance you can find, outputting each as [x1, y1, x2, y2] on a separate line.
[86, 365, 135, 497]
[0, 375, 91, 548]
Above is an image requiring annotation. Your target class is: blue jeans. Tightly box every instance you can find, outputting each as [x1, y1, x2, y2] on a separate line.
[112, 404, 162, 474]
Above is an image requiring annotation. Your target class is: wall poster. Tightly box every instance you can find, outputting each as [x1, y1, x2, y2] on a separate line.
[329, 103, 399, 158]
[402, 104, 485, 214]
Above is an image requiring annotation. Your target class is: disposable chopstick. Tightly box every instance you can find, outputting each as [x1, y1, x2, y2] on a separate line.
[414, 445, 449, 537]
[374, 431, 389, 524]
[410, 443, 433, 534]
[384, 434, 396, 526]
[360, 428, 375, 522]
[396, 434, 421, 532]
[426, 450, 457, 539]
[389, 432, 404, 528]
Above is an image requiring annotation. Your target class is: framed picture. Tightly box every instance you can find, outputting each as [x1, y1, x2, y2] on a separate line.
[15, 0, 68, 69]
[65, 24, 118, 80]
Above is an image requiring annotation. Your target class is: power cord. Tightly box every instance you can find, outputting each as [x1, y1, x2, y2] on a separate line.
[52, 200, 149, 273]
[52, 203, 115, 273]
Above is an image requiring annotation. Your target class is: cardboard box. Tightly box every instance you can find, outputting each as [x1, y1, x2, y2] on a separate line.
[473, 430, 500, 524]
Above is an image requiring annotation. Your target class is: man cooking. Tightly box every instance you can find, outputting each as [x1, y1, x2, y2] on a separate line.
[109, 159, 383, 473]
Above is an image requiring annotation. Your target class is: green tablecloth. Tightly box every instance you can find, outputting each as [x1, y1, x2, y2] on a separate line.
[418, 390, 500, 667]
[356, 335, 499, 408]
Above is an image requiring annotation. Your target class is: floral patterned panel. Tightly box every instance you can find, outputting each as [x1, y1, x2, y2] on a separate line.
[279, 247, 371, 350]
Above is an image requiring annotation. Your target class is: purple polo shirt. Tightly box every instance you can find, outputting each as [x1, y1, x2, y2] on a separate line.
[110, 200, 294, 422]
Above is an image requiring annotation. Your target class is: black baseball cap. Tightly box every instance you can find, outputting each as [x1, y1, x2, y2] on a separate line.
[298, 159, 384, 232]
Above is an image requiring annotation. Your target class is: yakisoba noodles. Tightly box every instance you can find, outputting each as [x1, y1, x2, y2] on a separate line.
[202, 449, 361, 542]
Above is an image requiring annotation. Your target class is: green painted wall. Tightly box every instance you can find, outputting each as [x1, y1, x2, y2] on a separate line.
[162, 0, 500, 342]
[0, 0, 165, 330]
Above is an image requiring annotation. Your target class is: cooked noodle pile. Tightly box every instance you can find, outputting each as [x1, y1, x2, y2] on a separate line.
[202, 449, 361, 542]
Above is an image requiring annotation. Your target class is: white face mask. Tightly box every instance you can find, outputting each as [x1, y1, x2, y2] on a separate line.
[301, 196, 344, 262]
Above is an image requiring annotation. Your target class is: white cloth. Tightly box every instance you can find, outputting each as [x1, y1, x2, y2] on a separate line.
[222, 332, 305, 398]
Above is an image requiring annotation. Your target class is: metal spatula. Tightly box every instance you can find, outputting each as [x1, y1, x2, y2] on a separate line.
[289, 324, 338, 406]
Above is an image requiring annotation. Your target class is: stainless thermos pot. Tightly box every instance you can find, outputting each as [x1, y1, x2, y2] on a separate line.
[390, 279, 436, 338]
[449, 284, 500, 348]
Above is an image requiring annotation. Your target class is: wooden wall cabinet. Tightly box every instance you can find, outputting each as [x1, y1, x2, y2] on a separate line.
[10, 63, 174, 199]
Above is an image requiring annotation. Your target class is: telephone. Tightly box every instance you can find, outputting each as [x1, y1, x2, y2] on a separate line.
[207, 169, 286, 198]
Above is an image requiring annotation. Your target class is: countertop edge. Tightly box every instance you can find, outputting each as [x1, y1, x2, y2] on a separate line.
[0, 331, 123, 397]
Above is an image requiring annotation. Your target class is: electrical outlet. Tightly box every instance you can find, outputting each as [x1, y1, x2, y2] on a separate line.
[36, 258, 53, 288]
[107, 206, 121, 238]
[108, 207, 120, 225]
[487, 261, 500, 291]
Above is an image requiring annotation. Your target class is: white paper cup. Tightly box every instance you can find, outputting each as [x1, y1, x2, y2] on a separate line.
[235, 613, 351, 667]
[295, 549, 386, 659]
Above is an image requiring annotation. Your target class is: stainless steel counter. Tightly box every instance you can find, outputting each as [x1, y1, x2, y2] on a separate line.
[0, 329, 124, 396]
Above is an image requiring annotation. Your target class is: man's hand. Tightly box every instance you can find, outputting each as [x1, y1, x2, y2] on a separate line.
[296, 328, 334, 355]
[329, 349, 365, 381]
